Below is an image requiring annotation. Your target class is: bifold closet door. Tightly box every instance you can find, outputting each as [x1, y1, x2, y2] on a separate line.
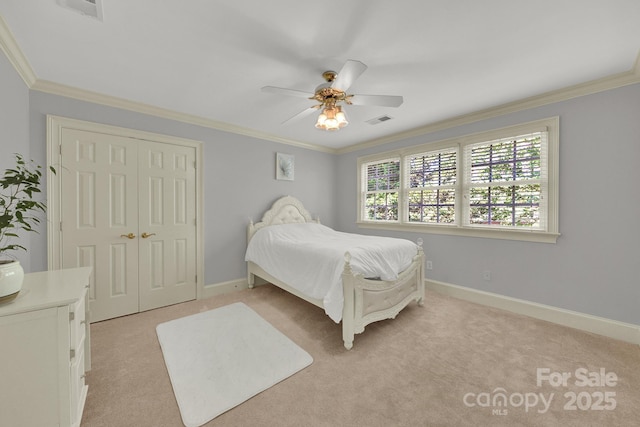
[60, 128, 140, 322]
[60, 130, 197, 322]
[137, 140, 197, 312]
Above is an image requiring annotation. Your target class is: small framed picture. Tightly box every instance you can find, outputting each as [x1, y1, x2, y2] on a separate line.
[276, 153, 294, 181]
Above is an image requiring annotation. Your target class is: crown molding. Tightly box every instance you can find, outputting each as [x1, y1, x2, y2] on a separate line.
[32, 62, 640, 156]
[337, 50, 640, 154]
[0, 15, 36, 87]
[1, 13, 638, 156]
[31, 79, 334, 153]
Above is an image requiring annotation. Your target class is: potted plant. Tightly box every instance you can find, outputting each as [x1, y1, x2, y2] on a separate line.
[0, 154, 53, 302]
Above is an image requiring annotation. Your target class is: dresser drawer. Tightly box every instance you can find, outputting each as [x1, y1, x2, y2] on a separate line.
[70, 346, 86, 426]
[70, 291, 86, 347]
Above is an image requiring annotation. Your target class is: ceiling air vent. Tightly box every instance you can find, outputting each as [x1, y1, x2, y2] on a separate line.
[56, 0, 104, 21]
[366, 115, 393, 125]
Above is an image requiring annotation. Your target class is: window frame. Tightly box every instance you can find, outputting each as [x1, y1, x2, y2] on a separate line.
[361, 156, 401, 222]
[356, 117, 560, 243]
[406, 146, 459, 225]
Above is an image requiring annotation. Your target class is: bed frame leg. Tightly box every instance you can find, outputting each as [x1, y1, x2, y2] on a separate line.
[417, 249, 426, 307]
[342, 318, 355, 350]
[247, 272, 255, 289]
[342, 264, 355, 350]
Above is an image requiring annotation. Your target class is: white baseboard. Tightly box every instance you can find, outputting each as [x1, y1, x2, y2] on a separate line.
[200, 277, 268, 300]
[201, 278, 249, 299]
[425, 279, 640, 346]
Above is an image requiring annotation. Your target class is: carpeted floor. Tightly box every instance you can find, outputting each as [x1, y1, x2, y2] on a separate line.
[81, 285, 640, 427]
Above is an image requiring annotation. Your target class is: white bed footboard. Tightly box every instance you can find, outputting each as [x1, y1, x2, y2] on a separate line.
[341, 248, 424, 349]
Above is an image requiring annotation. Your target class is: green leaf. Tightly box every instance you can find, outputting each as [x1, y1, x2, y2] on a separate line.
[0, 153, 48, 255]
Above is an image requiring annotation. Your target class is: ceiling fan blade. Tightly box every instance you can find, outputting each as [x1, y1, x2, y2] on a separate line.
[281, 105, 321, 125]
[331, 60, 368, 92]
[262, 86, 314, 99]
[348, 94, 404, 108]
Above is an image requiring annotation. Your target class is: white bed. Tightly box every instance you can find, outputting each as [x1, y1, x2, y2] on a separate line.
[245, 196, 425, 349]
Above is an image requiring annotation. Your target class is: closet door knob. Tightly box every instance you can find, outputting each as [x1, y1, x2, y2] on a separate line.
[120, 233, 136, 239]
[141, 232, 156, 239]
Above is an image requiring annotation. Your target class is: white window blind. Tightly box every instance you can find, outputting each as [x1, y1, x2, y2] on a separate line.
[406, 147, 458, 224]
[362, 158, 400, 221]
[463, 131, 548, 229]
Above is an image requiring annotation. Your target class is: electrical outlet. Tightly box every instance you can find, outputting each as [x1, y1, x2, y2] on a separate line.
[426, 260, 433, 270]
[483, 270, 491, 281]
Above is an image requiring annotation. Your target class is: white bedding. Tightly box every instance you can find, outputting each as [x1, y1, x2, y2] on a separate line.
[244, 223, 419, 322]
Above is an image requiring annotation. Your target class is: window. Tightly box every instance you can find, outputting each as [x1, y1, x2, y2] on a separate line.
[464, 132, 546, 229]
[357, 118, 559, 243]
[407, 148, 457, 224]
[362, 158, 400, 221]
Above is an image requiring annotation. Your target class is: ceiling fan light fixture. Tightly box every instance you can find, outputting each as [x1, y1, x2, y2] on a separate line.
[335, 107, 348, 127]
[264, 60, 401, 132]
[315, 105, 348, 131]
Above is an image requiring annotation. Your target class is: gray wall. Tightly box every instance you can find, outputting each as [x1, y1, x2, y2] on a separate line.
[336, 83, 640, 326]
[0, 51, 34, 271]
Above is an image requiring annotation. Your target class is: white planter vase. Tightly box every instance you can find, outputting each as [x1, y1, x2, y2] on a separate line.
[0, 260, 24, 302]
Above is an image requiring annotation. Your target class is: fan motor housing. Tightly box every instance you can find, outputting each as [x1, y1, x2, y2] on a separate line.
[322, 70, 337, 82]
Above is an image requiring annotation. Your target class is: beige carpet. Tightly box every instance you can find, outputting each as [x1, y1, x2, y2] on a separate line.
[81, 285, 640, 427]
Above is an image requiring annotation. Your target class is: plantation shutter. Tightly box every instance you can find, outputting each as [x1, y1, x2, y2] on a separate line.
[362, 157, 401, 221]
[405, 147, 458, 224]
[463, 129, 548, 229]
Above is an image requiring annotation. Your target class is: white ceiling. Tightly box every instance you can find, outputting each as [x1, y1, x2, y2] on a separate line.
[1, 1, 639, 150]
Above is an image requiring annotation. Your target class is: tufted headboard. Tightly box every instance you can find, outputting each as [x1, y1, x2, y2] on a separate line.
[247, 196, 319, 241]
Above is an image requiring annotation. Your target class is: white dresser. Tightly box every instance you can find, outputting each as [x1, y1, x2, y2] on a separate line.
[0, 267, 92, 427]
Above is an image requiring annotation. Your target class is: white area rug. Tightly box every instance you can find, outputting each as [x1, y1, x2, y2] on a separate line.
[156, 302, 313, 427]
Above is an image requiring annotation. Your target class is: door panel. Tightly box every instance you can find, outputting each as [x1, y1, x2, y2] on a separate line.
[61, 129, 139, 322]
[138, 141, 197, 311]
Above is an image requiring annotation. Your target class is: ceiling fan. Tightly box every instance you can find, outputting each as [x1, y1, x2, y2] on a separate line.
[262, 60, 403, 131]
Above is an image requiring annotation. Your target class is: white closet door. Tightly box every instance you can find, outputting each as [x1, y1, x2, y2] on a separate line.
[60, 129, 198, 322]
[137, 141, 197, 311]
[61, 128, 139, 322]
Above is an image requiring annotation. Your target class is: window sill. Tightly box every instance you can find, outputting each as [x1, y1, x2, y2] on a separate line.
[356, 221, 560, 243]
